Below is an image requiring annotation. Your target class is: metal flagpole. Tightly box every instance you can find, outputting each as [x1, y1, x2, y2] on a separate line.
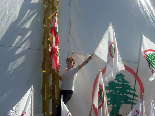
[131, 34, 143, 110]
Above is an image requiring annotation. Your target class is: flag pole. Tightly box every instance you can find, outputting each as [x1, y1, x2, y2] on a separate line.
[32, 86, 34, 116]
[92, 23, 112, 56]
[141, 93, 144, 116]
[89, 104, 93, 116]
[131, 66, 139, 110]
[131, 34, 143, 110]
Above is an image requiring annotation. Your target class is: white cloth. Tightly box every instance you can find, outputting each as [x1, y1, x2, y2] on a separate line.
[94, 23, 124, 83]
[61, 67, 79, 91]
[61, 95, 72, 116]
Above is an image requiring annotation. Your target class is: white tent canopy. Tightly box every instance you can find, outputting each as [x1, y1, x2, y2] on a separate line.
[0, 0, 155, 115]
[58, 0, 155, 66]
[0, 0, 43, 115]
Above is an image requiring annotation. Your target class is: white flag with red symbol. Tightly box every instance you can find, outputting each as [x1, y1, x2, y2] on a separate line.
[94, 22, 124, 83]
[61, 96, 72, 116]
[92, 70, 109, 116]
[21, 87, 33, 116]
[137, 35, 155, 115]
[138, 35, 155, 81]
[7, 86, 33, 116]
[128, 97, 144, 116]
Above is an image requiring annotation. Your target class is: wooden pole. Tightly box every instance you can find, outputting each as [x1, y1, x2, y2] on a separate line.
[89, 104, 93, 116]
[131, 67, 138, 110]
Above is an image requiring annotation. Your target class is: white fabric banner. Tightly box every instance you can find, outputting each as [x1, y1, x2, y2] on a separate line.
[138, 35, 155, 81]
[61, 96, 72, 116]
[98, 71, 109, 116]
[67, 52, 155, 115]
[137, 35, 155, 115]
[7, 86, 33, 116]
[94, 23, 125, 83]
[92, 70, 100, 116]
[92, 70, 109, 116]
[0, 0, 43, 115]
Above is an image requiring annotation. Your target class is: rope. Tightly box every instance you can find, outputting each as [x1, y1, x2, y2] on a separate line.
[0, 44, 42, 51]
[67, 0, 72, 57]
[0, 43, 139, 64]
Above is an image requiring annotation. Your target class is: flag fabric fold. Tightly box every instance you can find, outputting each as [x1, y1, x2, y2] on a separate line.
[50, 45, 60, 73]
[149, 100, 155, 116]
[94, 23, 124, 83]
[21, 87, 33, 116]
[137, 35, 155, 115]
[138, 35, 155, 82]
[49, 11, 60, 73]
[92, 71, 101, 116]
[50, 12, 60, 46]
[7, 86, 33, 116]
[61, 96, 72, 116]
[92, 70, 109, 116]
[128, 96, 145, 116]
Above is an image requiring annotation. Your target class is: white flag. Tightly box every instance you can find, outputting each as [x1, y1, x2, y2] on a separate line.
[61, 97, 72, 116]
[98, 71, 109, 116]
[7, 86, 33, 116]
[128, 97, 144, 116]
[94, 22, 124, 83]
[92, 70, 109, 116]
[137, 35, 155, 115]
[21, 87, 33, 116]
[92, 71, 101, 116]
[138, 35, 155, 82]
[149, 100, 155, 116]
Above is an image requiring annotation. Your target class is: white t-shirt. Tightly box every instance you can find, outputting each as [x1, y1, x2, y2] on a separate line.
[61, 67, 79, 91]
